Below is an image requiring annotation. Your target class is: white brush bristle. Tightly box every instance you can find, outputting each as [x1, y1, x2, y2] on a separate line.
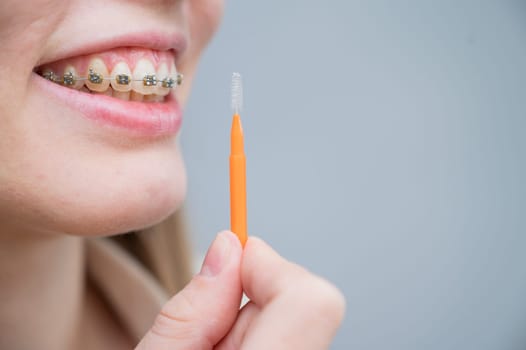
[231, 72, 243, 114]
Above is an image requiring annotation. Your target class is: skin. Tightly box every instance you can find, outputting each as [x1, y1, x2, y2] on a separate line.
[0, 1, 345, 349]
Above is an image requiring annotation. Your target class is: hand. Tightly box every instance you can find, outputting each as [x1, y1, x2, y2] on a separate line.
[135, 231, 346, 350]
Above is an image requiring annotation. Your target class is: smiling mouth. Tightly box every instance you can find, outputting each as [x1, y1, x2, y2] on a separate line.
[34, 47, 183, 103]
[33, 45, 186, 138]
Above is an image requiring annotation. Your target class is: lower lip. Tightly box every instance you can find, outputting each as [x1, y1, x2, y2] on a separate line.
[32, 73, 182, 138]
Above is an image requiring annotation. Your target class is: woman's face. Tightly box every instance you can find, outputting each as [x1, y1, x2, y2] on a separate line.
[0, 0, 223, 236]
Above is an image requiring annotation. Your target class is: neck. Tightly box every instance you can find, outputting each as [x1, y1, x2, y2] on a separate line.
[0, 228, 85, 350]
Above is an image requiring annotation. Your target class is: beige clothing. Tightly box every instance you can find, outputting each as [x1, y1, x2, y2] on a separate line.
[86, 238, 169, 343]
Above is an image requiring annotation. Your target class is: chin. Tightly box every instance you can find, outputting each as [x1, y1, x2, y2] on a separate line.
[62, 149, 188, 237]
[0, 144, 187, 237]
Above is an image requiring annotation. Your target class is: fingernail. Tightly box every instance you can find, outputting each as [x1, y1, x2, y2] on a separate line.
[200, 232, 233, 277]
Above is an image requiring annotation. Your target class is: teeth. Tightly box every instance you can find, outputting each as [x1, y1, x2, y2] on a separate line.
[169, 62, 177, 79]
[170, 62, 183, 86]
[113, 90, 131, 101]
[63, 65, 84, 89]
[132, 59, 156, 95]
[110, 62, 132, 92]
[85, 58, 110, 92]
[42, 68, 61, 83]
[130, 91, 144, 102]
[155, 63, 171, 96]
[144, 94, 164, 102]
[39, 56, 178, 102]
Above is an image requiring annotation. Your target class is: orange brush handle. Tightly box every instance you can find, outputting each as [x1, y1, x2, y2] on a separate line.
[230, 113, 247, 246]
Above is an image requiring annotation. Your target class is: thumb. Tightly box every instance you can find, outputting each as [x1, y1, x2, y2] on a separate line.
[136, 231, 243, 350]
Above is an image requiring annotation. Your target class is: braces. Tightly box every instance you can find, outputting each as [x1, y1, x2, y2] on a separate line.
[41, 68, 184, 89]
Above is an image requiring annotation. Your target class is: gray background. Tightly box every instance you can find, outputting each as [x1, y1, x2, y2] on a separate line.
[181, 1, 526, 349]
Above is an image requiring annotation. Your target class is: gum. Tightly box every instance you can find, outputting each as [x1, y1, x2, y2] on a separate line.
[35, 47, 175, 76]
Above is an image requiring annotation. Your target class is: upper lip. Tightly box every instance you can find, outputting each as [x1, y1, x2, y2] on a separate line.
[35, 30, 188, 67]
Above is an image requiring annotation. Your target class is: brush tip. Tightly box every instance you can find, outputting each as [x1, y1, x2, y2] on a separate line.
[231, 72, 243, 114]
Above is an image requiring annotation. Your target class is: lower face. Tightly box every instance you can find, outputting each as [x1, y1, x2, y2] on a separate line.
[0, 0, 223, 236]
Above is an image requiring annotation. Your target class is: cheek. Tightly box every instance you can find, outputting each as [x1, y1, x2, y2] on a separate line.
[0, 0, 68, 67]
[174, 0, 224, 105]
[187, 0, 225, 51]
[0, 0, 69, 124]
[0, 0, 59, 41]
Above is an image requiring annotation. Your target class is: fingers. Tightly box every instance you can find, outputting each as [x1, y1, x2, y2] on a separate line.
[215, 302, 260, 350]
[239, 237, 346, 350]
[135, 231, 243, 350]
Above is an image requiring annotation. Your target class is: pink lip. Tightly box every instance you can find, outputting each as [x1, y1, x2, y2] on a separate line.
[33, 73, 182, 138]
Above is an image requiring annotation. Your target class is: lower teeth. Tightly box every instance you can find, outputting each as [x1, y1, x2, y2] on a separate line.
[78, 86, 164, 102]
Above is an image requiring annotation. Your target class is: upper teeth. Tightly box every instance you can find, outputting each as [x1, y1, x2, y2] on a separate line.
[88, 68, 104, 84]
[115, 74, 130, 85]
[39, 58, 182, 97]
